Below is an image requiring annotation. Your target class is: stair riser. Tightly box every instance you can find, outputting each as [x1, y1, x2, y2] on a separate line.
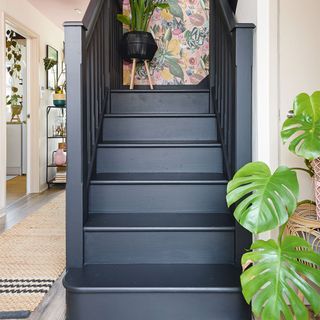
[89, 184, 228, 213]
[85, 231, 234, 264]
[66, 292, 251, 320]
[96, 147, 223, 173]
[111, 92, 209, 113]
[103, 117, 217, 141]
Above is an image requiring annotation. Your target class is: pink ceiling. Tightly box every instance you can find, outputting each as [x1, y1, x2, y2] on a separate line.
[27, 0, 90, 29]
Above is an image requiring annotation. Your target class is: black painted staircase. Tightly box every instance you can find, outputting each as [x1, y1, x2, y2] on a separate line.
[64, 89, 251, 319]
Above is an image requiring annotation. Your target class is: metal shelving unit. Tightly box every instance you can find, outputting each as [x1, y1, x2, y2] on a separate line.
[46, 105, 67, 187]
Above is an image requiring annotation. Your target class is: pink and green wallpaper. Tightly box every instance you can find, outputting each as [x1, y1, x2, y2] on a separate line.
[123, 0, 210, 86]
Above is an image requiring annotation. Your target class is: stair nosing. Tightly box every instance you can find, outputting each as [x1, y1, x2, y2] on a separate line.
[84, 226, 235, 232]
[97, 141, 222, 148]
[111, 89, 210, 93]
[90, 180, 228, 185]
[63, 285, 241, 294]
[104, 113, 216, 118]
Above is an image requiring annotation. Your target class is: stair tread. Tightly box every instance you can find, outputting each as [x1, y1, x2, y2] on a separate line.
[104, 113, 215, 118]
[85, 213, 234, 230]
[91, 173, 227, 184]
[111, 89, 209, 93]
[64, 264, 241, 292]
[98, 140, 221, 147]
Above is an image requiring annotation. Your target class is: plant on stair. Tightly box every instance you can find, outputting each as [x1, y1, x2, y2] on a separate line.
[117, 0, 169, 89]
[227, 161, 320, 320]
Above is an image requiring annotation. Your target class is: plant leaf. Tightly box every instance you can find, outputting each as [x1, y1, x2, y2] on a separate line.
[241, 236, 320, 320]
[168, 60, 184, 80]
[167, 0, 184, 19]
[116, 14, 131, 27]
[226, 162, 299, 234]
[281, 91, 320, 160]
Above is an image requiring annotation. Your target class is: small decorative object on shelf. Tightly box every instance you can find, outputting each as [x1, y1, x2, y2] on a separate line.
[53, 115, 66, 137]
[117, 0, 169, 90]
[46, 105, 67, 187]
[54, 143, 67, 166]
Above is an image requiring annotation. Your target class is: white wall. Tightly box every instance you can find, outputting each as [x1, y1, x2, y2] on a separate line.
[236, 0, 316, 202]
[0, 0, 64, 197]
[278, 0, 320, 201]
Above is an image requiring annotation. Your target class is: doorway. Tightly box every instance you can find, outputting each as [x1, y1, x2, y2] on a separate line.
[5, 28, 27, 206]
[0, 13, 40, 210]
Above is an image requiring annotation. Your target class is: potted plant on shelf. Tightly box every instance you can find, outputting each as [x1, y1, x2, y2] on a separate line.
[117, 0, 169, 89]
[227, 161, 320, 320]
[43, 57, 66, 107]
[6, 91, 23, 123]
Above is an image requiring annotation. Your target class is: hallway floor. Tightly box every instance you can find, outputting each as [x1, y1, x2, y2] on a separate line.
[6, 176, 27, 207]
[0, 188, 66, 320]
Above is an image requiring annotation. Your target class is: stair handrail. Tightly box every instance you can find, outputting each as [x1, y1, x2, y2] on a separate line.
[211, 0, 255, 265]
[64, 0, 115, 269]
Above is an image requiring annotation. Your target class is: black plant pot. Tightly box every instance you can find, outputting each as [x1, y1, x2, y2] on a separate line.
[120, 31, 158, 62]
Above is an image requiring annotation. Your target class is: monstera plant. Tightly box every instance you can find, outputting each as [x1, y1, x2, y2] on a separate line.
[227, 161, 320, 320]
[281, 91, 320, 219]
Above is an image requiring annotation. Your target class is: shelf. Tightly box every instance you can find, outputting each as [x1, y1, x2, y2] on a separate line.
[47, 105, 66, 109]
[48, 178, 66, 184]
[48, 136, 67, 139]
[48, 163, 67, 168]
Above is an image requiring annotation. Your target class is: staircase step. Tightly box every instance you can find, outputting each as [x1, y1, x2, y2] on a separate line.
[89, 173, 228, 214]
[64, 264, 251, 320]
[103, 113, 217, 141]
[111, 90, 210, 113]
[96, 142, 223, 173]
[85, 212, 234, 230]
[84, 213, 234, 264]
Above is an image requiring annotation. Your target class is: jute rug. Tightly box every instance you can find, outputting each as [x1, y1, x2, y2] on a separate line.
[0, 192, 65, 318]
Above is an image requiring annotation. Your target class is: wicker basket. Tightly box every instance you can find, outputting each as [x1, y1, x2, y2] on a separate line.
[286, 203, 320, 253]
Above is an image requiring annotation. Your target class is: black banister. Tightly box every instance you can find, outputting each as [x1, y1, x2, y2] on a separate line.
[64, 0, 119, 268]
[211, 0, 255, 264]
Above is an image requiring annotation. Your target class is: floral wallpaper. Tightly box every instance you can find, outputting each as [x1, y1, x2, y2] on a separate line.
[123, 0, 210, 85]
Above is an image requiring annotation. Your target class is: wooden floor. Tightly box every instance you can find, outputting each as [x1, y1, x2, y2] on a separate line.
[0, 188, 66, 320]
[6, 175, 27, 207]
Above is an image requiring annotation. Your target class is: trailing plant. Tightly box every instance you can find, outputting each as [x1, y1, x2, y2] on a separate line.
[117, 0, 169, 32]
[43, 57, 65, 94]
[227, 161, 320, 320]
[6, 29, 23, 108]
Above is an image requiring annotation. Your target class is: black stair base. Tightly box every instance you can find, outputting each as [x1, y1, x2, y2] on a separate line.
[64, 264, 251, 320]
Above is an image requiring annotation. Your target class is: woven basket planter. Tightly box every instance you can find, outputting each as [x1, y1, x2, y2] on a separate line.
[286, 203, 320, 253]
[312, 158, 320, 220]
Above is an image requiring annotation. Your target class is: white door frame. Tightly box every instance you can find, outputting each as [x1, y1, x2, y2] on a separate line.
[0, 12, 40, 209]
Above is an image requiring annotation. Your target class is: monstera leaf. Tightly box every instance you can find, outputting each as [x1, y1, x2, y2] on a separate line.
[281, 91, 320, 160]
[226, 162, 299, 234]
[241, 236, 320, 320]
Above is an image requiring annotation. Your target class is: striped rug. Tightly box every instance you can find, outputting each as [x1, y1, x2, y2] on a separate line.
[0, 193, 65, 318]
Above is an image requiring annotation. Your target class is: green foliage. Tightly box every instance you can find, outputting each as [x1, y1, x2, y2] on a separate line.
[281, 91, 320, 160]
[226, 162, 299, 234]
[43, 58, 65, 93]
[117, 0, 169, 32]
[227, 160, 320, 319]
[6, 29, 23, 108]
[242, 237, 320, 320]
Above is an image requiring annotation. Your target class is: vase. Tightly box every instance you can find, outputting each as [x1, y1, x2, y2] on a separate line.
[11, 105, 22, 122]
[54, 148, 66, 166]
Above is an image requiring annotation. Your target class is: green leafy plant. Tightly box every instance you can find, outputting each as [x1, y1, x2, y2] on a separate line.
[6, 29, 23, 108]
[281, 91, 320, 161]
[43, 57, 65, 94]
[117, 0, 169, 31]
[227, 161, 320, 320]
